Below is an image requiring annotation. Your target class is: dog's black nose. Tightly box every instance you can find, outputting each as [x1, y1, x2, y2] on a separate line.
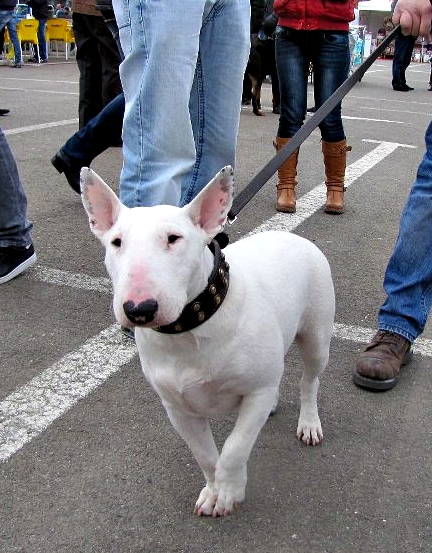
[123, 299, 158, 324]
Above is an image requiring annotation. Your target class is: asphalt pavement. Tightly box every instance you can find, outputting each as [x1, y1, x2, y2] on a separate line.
[1, 55, 432, 553]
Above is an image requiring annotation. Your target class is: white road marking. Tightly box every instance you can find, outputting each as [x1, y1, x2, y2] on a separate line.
[4, 119, 79, 136]
[0, 325, 136, 462]
[0, 139, 425, 463]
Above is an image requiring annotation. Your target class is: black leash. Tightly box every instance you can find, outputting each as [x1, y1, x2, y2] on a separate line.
[227, 25, 400, 223]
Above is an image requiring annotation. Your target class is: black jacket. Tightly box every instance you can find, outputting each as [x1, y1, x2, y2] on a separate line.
[26, 0, 50, 19]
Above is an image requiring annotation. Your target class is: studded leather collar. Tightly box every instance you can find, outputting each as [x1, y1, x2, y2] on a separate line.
[153, 240, 230, 334]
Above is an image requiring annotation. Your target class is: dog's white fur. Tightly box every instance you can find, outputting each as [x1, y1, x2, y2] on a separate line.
[81, 165, 335, 517]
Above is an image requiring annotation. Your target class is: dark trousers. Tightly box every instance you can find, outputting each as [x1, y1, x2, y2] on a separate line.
[61, 92, 124, 164]
[72, 12, 122, 128]
[392, 30, 417, 88]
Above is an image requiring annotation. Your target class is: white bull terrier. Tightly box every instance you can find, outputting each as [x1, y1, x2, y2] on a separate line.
[80, 165, 335, 517]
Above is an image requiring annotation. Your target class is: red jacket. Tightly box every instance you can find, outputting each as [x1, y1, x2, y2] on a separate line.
[274, 0, 355, 31]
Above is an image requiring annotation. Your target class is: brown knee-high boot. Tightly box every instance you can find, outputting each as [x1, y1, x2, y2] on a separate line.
[273, 136, 299, 213]
[322, 139, 352, 214]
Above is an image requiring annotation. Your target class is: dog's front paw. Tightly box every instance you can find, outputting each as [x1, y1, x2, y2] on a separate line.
[212, 483, 245, 517]
[297, 415, 323, 446]
[194, 485, 216, 516]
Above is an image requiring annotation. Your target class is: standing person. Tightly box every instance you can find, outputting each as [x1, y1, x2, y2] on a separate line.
[354, 0, 432, 391]
[26, 0, 50, 63]
[72, 0, 122, 128]
[0, 127, 37, 284]
[51, 0, 124, 193]
[111, 0, 250, 209]
[273, 0, 355, 215]
[0, 0, 23, 67]
[391, 0, 417, 91]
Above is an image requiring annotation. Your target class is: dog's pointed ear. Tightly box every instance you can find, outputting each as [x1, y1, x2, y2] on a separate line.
[185, 165, 234, 239]
[80, 167, 123, 239]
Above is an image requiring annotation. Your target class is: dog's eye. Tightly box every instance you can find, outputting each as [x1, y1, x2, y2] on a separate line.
[167, 234, 181, 245]
[111, 237, 122, 248]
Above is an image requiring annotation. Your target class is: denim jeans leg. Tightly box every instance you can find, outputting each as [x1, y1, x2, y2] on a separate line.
[0, 10, 13, 33]
[181, 0, 250, 205]
[113, 0, 249, 208]
[37, 19, 47, 61]
[0, 127, 33, 247]
[313, 32, 349, 142]
[7, 15, 22, 64]
[378, 118, 432, 342]
[61, 92, 125, 164]
[275, 28, 309, 138]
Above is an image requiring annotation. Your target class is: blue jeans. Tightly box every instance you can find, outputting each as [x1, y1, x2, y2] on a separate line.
[61, 92, 124, 164]
[378, 118, 432, 343]
[112, 0, 250, 208]
[391, 30, 416, 88]
[275, 28, 350, 142]
[0, 127, 33, 248]
[0, 11, 22, 64]
[33, 18, 47, 61]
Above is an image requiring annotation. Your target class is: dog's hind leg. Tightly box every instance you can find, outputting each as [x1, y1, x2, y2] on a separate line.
[295, 328, 332, 446]
[249, 74, 265, 117]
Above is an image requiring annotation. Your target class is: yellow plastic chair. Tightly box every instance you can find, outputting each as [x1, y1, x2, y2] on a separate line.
[16, 18, 39, 58]
[46, 18, 75, 60]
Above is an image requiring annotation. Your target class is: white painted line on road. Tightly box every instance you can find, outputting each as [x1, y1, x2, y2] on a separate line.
[4, 119, 79, 136]
[0, 325, 137, 463]
[343, 116, 405, 123]
[29, 265, 111, 294]
[0, 139, 423, 463]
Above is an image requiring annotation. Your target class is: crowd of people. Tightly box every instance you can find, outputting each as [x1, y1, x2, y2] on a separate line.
[1, 0, 432, 393]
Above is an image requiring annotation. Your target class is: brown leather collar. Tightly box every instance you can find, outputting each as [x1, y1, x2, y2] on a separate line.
[153, 240, 230, 334]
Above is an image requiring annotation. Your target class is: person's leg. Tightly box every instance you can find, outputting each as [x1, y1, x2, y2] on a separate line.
[0, 26, 5, 55]
[113, 0, 210, 207]
[401, 34, 416, 86]
[37, 18, 48, 61]
[180, 0, 250, 205]
[73, 13, 103, 128]
[0, 127, 36, 282]
[0, 10, 12, 34]
[275, 28, 309, 139]
[0, 127, 33, 248]
[273, 28, 308, 212]
[313, 31, 350, 143]
[354, 118, 432, 390]
[6, 15, 23, 65]
[392, 30, 413, 89]
[51, 92, 125, 192]
[93, 15, 122, 108]
[378, 119, 432, 342]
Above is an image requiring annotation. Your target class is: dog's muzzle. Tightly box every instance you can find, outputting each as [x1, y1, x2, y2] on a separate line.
[123, 299, 158, 325]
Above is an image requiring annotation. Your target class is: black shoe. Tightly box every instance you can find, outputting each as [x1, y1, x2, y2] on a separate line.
[393, 84, 412, 91]
[0, 243, 36, 284]
[272, 104, 281, 114]
[51, 150, 82, 194]
[27, 57, 40, 63]
[0, 108, 10, 116]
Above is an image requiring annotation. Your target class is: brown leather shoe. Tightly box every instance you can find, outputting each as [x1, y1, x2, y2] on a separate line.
[353, 330, 413, 391]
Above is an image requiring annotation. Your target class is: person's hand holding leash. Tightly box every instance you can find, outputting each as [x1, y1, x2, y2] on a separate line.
[392, 0, 432, 37]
